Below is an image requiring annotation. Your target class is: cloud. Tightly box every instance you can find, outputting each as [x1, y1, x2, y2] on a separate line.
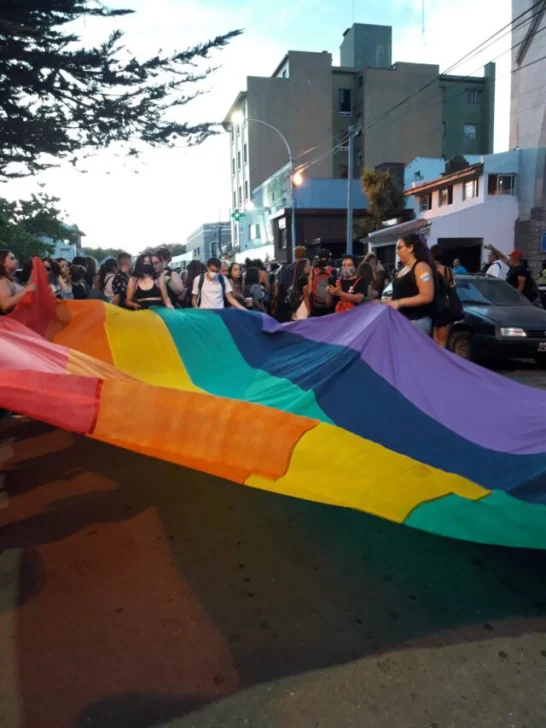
[4, 0, 512, 252]
[5, 0, 286, 251]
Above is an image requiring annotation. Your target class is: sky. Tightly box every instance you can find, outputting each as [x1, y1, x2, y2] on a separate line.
[6, 0, 512, 252]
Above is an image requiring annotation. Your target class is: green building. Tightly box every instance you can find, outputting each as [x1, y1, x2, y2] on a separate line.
[441, 63, 495, 159]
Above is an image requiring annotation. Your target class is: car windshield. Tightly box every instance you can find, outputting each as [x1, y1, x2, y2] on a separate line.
[455, 277, 530, 307]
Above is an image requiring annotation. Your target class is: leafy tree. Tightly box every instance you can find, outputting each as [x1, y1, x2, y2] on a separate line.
[354, 168, 406, 239]
[0, 192, 78, 262]
[137, 243, 187, 257]
[0, 1, 242, 178]
[82, 246, 124, 261]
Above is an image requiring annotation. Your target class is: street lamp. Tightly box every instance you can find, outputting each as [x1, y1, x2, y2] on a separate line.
[231, 110, 301, 261]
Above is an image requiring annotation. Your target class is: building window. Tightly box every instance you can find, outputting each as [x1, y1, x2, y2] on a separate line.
[233, 191, 236, 209]
[338, 88, 351, 115]
[463, 178, 479, 200]
[243, 143, 248, 163]
[441, 86, 446, 102]
[238, 186, 242, 207]
[464, 123, 477, 140]
[442, 121, 446, 138]
[358, 75, 363, 88]
[439, 186, 453, 206]
[488, 174, 517, 196]
[244, 180, 249, 200]
[237, 151, 241, 170]
[232, 158, 235, 175]
[419, 194, 432, 212]
[465, 89, 479, 104]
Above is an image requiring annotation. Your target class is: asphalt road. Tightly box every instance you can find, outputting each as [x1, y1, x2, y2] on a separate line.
[1, 365, 546, 728]
[495, 361, 546, 389]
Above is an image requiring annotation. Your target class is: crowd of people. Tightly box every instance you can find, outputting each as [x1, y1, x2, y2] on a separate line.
[0, 235, 542, 351]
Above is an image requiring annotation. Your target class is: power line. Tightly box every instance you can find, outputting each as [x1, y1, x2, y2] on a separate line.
[295, 7, 535, 167]
[295, 0, 546, 175]
[354, 23, 546, 156]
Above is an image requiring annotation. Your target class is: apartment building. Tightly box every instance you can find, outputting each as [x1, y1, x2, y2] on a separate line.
[223, 22, 496, 251]
[186, 222, 232, 262]
[510, 0, 546, 271]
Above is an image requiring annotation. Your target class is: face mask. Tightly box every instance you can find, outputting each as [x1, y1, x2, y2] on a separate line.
[141, 264, 154, 276]
[341, 266, 355, 279]
[208, 271, 218, 280]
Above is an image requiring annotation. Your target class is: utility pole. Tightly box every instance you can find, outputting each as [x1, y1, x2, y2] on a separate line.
[346, 125, 354, 255]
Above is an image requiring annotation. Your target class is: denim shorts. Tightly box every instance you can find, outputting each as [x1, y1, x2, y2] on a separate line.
[410, 317, 432, 335]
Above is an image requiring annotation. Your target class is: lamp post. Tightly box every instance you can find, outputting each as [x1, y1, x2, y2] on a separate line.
[231, 112, 300, 262]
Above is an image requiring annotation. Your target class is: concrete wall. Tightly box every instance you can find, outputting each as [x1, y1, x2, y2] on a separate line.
[426, 197, 518, 264]
[340, 23, 392, 70]
[510, 0, 546, 271]
[362, 63, 443, 169]
[441, 66, 495, 158]
[331, 68, 357, 179]
[510, 0, 546, 220]
[247, 51, 334, 192]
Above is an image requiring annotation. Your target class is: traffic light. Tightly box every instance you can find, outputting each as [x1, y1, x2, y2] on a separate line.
[232, 210, 245, 222]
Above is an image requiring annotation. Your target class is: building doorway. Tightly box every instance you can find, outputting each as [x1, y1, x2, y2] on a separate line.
[437, 238, 483, 272]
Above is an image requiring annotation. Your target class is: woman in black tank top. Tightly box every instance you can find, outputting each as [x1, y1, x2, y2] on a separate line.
[126, 254, 173, 311]
[388, 233, 434, 335]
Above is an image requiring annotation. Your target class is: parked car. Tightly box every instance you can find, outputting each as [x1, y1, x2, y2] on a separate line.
[382, 274, 546, 365]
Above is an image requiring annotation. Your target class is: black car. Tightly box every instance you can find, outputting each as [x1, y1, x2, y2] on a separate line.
[449, 275, 546, 365]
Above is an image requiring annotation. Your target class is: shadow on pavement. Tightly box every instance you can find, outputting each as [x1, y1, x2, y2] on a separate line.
[2, 421, 546, 727]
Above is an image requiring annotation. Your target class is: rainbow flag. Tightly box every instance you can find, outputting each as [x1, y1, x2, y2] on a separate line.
[2, 259, 546, 549]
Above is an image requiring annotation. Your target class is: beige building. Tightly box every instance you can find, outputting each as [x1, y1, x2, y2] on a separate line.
[223, 22, 495, 249]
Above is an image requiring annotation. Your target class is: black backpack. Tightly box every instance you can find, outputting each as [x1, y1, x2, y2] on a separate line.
[433, 267, 463, 322]
[284, 284, 302, 313]
[197, 272, 226, 308]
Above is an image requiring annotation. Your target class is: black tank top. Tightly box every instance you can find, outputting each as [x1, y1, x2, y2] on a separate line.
[392, 262, 434, 321]
[133, 279, 162, 309]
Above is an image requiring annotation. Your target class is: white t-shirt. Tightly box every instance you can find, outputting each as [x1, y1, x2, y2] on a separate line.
[192, 273, 232, 309]
[486, 260, 509, 279]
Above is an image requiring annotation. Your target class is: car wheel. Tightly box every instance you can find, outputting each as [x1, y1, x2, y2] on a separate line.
[534, 354, 546, 368]
[450, 330, 472, 360]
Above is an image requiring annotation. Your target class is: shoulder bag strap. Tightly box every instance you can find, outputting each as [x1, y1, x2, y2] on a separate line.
[197, 273, 205, 308]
